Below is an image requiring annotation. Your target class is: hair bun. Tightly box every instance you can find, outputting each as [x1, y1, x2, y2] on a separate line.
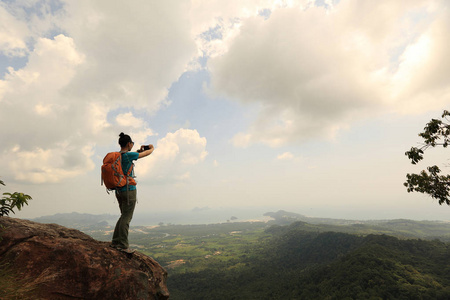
[119, 132, 125, 137]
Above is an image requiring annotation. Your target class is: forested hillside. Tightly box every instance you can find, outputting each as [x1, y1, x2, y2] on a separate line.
[168, 222, 450, 299]
[35, 212, 450, 299]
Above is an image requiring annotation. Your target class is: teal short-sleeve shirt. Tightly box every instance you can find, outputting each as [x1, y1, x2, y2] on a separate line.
[118, 152, 139, 192]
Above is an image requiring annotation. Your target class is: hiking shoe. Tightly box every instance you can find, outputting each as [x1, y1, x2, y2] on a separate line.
[109, 244, 120, 249]
[110, 244, 135, 254]
[120, 248, 136, 254]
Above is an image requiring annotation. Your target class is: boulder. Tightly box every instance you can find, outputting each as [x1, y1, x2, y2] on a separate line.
[0, 216, 169, 299]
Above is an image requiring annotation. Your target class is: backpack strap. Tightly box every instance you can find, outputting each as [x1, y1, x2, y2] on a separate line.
[121, 152, 134, 205]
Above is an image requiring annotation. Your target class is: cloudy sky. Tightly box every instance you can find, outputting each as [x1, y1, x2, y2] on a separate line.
[2, 0, 450, 221]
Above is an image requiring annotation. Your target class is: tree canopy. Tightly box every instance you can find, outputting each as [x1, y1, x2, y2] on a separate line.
[404, 110, 450, 205]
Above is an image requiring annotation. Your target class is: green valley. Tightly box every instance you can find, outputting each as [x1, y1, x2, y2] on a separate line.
[35, 211, 450, 299]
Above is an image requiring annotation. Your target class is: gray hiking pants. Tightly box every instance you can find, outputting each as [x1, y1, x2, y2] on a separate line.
[112, 189, 137, 249]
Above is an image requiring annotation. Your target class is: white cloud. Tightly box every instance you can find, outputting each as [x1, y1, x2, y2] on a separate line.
[277, 152, 294, 161]
[189, 0, 317, 66]
[2, 0, 449, 189]
[112, 112, 157, 152]
[1, 34, 83, 100]
[231, 132, 252, 148]
[135, 128, 208, 183]
[0, 1, 199, 183]
[0, 4, 29, 57]
[276, 151, 303, 163]
[0, 34, 95, 183]
[116, 112, 146, 129]
[207, 1, 448, 147]
[391, 13, 450, 113]
[60, 0, 198, 112]
[9, 144, 95, 184]
[2, 0, 354, 185]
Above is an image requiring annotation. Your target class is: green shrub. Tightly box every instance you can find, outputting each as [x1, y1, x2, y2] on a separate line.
[0, 179, 32, 217]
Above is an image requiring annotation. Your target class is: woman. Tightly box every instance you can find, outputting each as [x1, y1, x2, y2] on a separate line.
[110, 132, 154, 253]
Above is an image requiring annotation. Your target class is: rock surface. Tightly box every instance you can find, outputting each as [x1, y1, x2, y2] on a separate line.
[0, 217, 169, 299]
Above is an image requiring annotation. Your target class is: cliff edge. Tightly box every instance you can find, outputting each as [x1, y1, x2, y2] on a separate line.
[0, 216, 169, 299]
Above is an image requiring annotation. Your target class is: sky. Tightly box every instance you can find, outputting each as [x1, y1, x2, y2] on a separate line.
[1, 0, 450, 221]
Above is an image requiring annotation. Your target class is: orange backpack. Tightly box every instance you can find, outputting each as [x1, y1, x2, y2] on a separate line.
[101, 152, 136, 191]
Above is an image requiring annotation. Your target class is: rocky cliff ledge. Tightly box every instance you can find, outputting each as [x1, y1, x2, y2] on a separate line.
[0, 217, 169, 299]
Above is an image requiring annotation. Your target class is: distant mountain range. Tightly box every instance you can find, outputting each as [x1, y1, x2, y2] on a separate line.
[265, 210, 450, 241]
[30, 209, 450, 241]
[31, 212, 118, 229]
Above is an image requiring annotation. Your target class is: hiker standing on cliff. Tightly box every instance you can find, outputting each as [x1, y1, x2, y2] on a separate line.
[110, 132, 154, 254]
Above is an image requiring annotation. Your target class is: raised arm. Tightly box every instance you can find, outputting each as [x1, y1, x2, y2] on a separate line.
[138, 144, 154, 158]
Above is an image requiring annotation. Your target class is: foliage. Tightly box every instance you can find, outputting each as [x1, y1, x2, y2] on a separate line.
[80, 218, 450, 299]
[405, 110, 450, 205]
[0, 179, 32, 217]
[167, 225, 450, 299]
